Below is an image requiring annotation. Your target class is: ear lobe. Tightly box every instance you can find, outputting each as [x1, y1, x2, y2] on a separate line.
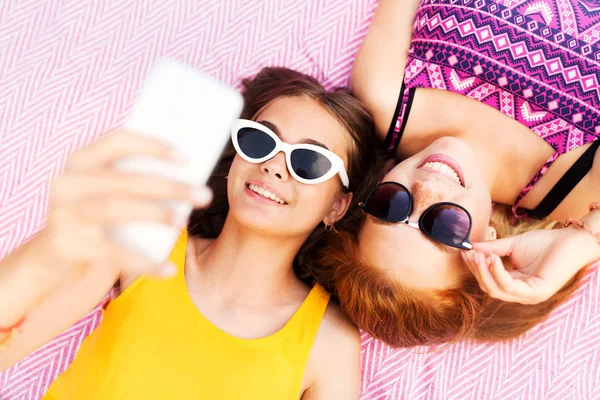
[486, 226, 497, 241]
[324, 192, 353, 225]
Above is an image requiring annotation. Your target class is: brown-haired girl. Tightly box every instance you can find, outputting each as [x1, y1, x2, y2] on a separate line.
[0, 67, 382, 399]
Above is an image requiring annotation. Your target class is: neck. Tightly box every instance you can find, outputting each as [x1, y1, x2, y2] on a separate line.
[192, 216, 308, 305]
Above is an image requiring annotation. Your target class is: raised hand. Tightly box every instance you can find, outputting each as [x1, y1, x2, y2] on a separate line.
[12, 131, 212, 290]
[462, 225, 600, 304]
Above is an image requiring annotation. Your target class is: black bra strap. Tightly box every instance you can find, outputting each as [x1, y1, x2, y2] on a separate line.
[384, 82, 415, 155]
[527, 140, 600, 219]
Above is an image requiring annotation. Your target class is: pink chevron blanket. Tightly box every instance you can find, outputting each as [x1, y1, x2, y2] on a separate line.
[0, 1, 599, 399]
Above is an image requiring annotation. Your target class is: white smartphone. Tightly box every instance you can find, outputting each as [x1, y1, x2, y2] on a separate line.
[113, 59, 243, 263]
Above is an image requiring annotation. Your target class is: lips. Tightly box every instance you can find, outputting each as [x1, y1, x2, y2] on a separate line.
[245, 180, 288, 205]
[417, 154, 465, 187]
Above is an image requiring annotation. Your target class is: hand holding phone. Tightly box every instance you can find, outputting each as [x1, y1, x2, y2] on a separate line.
[113, 60, 243, 263]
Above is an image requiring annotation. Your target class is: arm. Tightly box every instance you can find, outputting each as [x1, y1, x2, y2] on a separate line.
[302, 304, 362, 400]
[0, 131, 209, 369]
[351, 0, 421, 139]
[0, 253, 119, 370]
[0, 243, 61, 329]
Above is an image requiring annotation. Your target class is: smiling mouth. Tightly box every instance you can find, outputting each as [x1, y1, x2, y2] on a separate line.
[417, 154, 465, 187]
[246, 183, 287, 205]
[420, 161, 462, 186]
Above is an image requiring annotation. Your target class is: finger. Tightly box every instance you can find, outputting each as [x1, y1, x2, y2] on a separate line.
[471, 236, 517, 258]
[53, 172, 212, 206]
[461, 251, 485, 292]
[75, 198, 191, 227]
[487, 253, 538, 302]
[67, 131, 184, 171]
[473, 252, 523, 303]
[486, 254, 549, 304]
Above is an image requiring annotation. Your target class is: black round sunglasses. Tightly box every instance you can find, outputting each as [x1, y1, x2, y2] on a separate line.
[358, 182, 473, 250]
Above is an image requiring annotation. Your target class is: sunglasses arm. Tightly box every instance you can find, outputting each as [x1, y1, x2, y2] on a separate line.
[403, 220, 419, 229]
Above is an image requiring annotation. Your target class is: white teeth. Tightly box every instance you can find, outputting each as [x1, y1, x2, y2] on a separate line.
[422, 162, 462, 185]
[248, 184, 286, 204]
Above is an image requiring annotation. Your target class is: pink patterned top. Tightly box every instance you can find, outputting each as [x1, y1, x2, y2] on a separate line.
[386, 0, 600, 218]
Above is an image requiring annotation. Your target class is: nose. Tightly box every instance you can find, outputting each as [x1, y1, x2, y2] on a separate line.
[409, 180, 445, 218]
[260, 151, 290, 182]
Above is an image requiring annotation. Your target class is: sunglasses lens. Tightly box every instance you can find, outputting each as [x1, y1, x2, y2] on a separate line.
[365, 184, 411, 220]
[421, 205, 470, 246]
[237, 127, 276, 159]
[290, 149, 333, 181]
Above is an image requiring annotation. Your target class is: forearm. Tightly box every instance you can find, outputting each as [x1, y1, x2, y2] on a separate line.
[0, 243, 58, 329]
[351, 0, 421, 137]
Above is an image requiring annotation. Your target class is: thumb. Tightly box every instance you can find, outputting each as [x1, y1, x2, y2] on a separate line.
[472, 236, 517, 257]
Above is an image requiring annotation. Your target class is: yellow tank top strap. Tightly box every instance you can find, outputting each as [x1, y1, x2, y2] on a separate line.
[170, 229, 188, 271]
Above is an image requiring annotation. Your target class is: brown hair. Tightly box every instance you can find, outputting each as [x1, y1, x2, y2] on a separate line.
[310, 202, 588, 347]
[187, 67, 385, 280]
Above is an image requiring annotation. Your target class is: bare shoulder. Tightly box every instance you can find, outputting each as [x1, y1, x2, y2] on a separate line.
[302, 300, 361, 399]
[320, 300, 361, 344]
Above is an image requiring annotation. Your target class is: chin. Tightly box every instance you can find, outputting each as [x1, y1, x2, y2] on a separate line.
[228, 203, 286, 232]
[431, 136, 470, 150]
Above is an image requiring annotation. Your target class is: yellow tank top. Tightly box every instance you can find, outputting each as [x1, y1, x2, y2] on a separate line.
[44, 231, 330, 400]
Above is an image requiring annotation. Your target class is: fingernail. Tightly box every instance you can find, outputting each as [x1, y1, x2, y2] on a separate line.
[192, 186, 213, 205]
[158, 262, 177, 278]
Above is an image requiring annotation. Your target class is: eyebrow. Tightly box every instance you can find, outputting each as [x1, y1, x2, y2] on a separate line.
[257, 119, 330, 150]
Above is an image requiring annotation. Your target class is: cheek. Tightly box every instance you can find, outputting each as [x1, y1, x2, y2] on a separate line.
[226, 157, 257, 203]
[296, 181, 339, 215]
[227, 156, 261, 189]
[229, 156, 248, 177]
[467, 195, 493, 240]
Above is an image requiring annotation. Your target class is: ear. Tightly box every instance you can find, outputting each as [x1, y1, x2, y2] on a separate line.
[324, 192, 353, 226]
[485, 225, 497, 241]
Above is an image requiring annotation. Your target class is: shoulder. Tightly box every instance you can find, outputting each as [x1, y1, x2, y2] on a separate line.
[313, 286, 361, 354]
[320, 300, 361, 347]
[318, 301, 362, 370]
[303, 300, 361, 399]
